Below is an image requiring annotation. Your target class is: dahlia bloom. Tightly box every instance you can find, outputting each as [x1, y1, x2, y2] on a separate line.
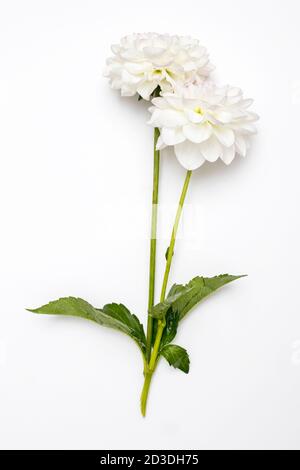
[104, 33, 213, 100]
[148, 83, 259, 170]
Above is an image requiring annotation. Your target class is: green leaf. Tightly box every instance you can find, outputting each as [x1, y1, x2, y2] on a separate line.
[160, 308, 180, 349]
[152, 274, 246, 320]
[101, 303, 146, 352]
[150, 307, 180, 349]
[151, 288, 185, 320]
[28, 297, 100, 321]
[28, 298, 146, 354]
[160, 344, 190, 373]
[173, 274, 246, 320]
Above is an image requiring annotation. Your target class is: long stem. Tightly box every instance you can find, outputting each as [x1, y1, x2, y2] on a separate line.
[141, 170, 192, 416]
[160, 170, 192, 303]
[145, 128, 160, 362]
[140, 371, 152, 417]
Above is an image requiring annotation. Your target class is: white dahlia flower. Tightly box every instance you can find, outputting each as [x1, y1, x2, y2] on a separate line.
[104, 33, 213, 100]
[148, 84, 259, 170]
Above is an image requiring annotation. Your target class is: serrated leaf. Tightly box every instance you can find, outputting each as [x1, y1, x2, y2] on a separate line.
[101, 303, 146, 352]
[28, 297, 100, 321]
[160, 344, 190, 373]
[28, 298, 146, 354]
[152, 274, 246, 320]
[151, 288, 185, 320]
[173, 274, 246, 320]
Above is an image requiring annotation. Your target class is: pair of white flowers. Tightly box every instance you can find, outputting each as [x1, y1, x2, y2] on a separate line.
[105, 33, 258, 170]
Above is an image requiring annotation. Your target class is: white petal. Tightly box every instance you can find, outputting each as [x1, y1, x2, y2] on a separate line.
[151, 97, 169, 109]
[200, 137, 223, 162]
[185, 109, 204, 123]
[152, 109, 187, 127]
[237, 123, 257, 135]
[235, 134, 247, 157]
[161, 128, 186, 146]
[221, 146, 236, 165]
[143, 46, 167, 57]
[159, 80, 174, 94]
[121, 48, 143, 60]
[148, 108, 163, 127]
[164, 95, 184, 110]
[120, 85, 136, 96]
[124, 62, 151, 74]
[213, 111, 233, 123]
[137, 81, 157, 100]
[213, 126, 235, 147]
[111, 78, 122, 89]
[183, 123, 212, 143]
[246, 112, 259, 122]
[111, 44, 121, 54]
[121, 69, 141, 85]
[156, 135, 166, 150]
[240, 98, 254, 109]
[174, 141, 206, 170]
[228, 86, 242, 97]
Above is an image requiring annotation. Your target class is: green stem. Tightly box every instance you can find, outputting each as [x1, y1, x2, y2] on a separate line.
[160, 170, 192, 303]
[145, 128, 160, 363]
[140, 371, 153, 417]
[140, 170, 192, 416]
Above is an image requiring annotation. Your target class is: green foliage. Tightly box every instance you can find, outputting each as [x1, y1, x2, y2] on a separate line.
[152, 274, 246, 321]
[28, 275, 245, 394]
[160, 344, 190, 373]
[160, 308, 180, 349]
[28, 298, 146, 354]
[151, 288, 183, 320]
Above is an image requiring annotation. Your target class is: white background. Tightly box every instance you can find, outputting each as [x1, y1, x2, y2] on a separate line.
[0, 0, 300, 450]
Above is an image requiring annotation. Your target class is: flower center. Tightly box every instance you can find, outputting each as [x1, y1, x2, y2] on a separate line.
[194, 106, 204, 115]
[153, 68, 174, 79]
